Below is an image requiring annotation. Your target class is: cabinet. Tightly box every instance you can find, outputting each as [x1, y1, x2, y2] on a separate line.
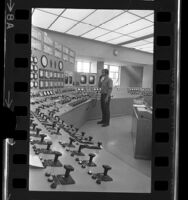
[132, 106, 152, 160]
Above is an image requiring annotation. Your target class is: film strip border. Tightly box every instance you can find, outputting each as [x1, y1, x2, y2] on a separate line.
[4, 0, 178, 199]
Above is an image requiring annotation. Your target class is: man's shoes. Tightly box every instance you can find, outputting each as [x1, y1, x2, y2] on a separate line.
[97, 121, 104, 124]
[102, 124, 109, 127]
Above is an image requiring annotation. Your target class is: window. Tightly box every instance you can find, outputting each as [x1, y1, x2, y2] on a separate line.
[76, 60, 97, 73]
[104, 64, 120, 86]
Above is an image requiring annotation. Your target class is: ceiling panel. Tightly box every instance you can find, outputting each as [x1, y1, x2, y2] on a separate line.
[123, 40, 149, 48]
[135, 43, 153, 49]
[67, 23, 94, 36]
[82, 28, 110, 39]
[116, 19, 153, 35]
[82, 9, 124, 26]
[128, 26, 153, 37]
[32, 9, 58, 29]
[108, 35, 133, 44]
[95, 32, 122, 42]
[145, 14, 154, 22]
[145, 37, 154, 43]
[100, 12, 140, 30]
[38, 8, 65, 15]
[128, 10, 154, 17]
[49, 17, 78, 32]
[61, 9, 95, 21]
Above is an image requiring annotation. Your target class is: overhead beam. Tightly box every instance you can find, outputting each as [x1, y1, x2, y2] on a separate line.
[117, 33, 153, 46]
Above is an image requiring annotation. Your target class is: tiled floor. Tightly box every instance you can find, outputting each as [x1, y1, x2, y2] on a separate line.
[79, 115, 151, 177]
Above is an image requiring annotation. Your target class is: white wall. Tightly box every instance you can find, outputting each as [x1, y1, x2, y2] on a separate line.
[40, 27, 153, 66]
[142, 65, 153, 88]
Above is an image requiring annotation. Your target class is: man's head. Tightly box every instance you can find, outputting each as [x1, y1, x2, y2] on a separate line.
[102, 69, 109, 77]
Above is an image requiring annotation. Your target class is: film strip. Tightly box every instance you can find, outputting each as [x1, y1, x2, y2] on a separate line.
[2, 0, 180, 200]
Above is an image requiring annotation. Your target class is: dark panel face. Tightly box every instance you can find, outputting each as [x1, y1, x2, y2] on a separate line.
[80, 75, 87, 84]
[89, 75, 95, 85]
[58, 61, 64, 71]
[69, 76, 73, 84]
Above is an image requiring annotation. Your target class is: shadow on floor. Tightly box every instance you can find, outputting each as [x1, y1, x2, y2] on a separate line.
[79, 115, 151, 177]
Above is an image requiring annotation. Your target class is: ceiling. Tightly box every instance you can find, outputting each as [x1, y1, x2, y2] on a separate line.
[32, 9, 154, 54]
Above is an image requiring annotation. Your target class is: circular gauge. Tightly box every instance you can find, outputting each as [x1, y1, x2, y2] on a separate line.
[58, 61, 63, 71]
[41, 55, 48, 67]
[30, 81, 34, 88]
[34, 65, 38, 71]
[30, 73, 34, 79]
[34, 74, 38, 79]
[34, 57, 38, 63]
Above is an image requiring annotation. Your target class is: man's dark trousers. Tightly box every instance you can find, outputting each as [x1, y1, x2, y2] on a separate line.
[101, 93, 111, 124]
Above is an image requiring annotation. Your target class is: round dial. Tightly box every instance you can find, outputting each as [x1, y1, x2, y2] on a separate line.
[58, 61, 63, 71]
[41, 55, 48, 67]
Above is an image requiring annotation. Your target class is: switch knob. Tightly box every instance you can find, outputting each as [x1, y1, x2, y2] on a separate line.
[98, 142, 102, 148]
[69, 137, 75, 146]
[54, 151, 62, 163]
[32, 123, 37, 130]
[46, 141, 52, 150]
[64, 165, 74, 178]
[88, 153, 95, 164]
[36, 128, 41, 135]
[40, 134, 47, 142]
[102, 165, 112, 176]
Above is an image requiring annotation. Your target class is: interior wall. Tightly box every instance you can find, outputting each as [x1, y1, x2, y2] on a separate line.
[40, 28, 153, 66]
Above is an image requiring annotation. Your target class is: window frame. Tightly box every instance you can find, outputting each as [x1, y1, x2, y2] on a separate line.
[104, 64, 120, 86]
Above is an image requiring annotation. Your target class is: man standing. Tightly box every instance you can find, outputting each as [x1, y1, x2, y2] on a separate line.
[97, 69, 113, 127]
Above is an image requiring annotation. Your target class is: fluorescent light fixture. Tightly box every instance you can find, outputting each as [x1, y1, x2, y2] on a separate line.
[67, 23, 94, 36]
[145, 14, 154, 22]
[96, 32, 122, 42]
[61, 9, 95, 21]
[38, 8, 65, 15]
[100, 12, 140, 30]
[128, 10, 154, 17]
[116, 19, 153, 35]
[108, 35, 133, 44]
[50, 17, 78, 32]
[82, 28, 110, 39]
[128, 26, 153, 37]
[145, 37, 154, 43]
[83, 9, 124, 26]
[32, 9, 58, 28]
[123, 40, 149, 47]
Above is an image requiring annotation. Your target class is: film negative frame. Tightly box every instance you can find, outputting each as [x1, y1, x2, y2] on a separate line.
[3, 0, 180, 200]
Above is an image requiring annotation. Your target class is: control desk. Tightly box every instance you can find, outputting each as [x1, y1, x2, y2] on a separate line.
[29, 26, 151, 192]
[29, 103, 150, 192]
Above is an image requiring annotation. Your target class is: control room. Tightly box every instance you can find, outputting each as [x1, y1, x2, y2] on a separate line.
[30, 8, 153, 193]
